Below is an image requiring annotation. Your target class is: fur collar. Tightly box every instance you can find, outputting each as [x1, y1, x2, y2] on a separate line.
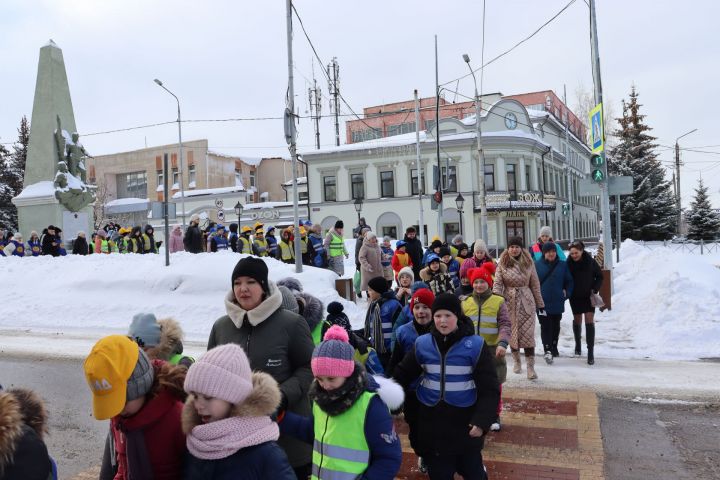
[419, 262, 448, 281]
[145, 317, 184, 361]
[224, 281, 283, 328]
[295, 292, 324, 331]
[181, 371, 281, 434]
[0, 389, 48, 474]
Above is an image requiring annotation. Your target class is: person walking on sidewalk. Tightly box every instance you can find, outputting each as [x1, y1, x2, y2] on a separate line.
[492, 236, 545, 380]
[534, 242, 574, 364]
[567, 241, 603, 365]
[324, 221, 349, 276]
[402, 227, 424, 281]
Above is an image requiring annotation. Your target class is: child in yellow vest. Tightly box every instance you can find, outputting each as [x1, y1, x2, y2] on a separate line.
[279, 326, 403, 480]
[462, 265, 510, 432]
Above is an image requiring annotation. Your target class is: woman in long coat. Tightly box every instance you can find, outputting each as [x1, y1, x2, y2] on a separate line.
[493, 236, 545, 380]
[359, 231, 384, 293]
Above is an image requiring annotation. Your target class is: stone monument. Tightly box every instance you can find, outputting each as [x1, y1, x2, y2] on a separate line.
[12, 40, 96, 243]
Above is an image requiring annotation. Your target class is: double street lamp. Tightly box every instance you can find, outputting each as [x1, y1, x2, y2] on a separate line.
[154, 78, 186, 230]
[455, 193, 465, 237]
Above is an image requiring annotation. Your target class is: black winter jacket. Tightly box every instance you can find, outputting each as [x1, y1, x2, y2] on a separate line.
[403, 235, 424, 278]
[391, 316, 499, 456]
[72, 237, 89, 255]
[184, 224, 203, 253]
[567, 251, 603, 299]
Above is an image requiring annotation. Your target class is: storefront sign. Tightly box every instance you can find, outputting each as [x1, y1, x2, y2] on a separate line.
[250, 210, 281, 220]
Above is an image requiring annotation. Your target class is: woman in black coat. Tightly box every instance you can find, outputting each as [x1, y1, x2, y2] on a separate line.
[567, 241, 603, 365]
[71, 232, 89, 255]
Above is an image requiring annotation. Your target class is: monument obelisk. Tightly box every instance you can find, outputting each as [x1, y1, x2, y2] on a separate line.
[13, 40, 95, 243]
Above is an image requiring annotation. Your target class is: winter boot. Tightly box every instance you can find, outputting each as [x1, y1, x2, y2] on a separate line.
[544, 351, 554, 365]
[551, 343, 560, 358]
[526, 354, 538, 380]
[490, 417, 501, 431]
[586, 323, 595, 365]
[573, 322, 582, 357]
[512, 351, 522, 374]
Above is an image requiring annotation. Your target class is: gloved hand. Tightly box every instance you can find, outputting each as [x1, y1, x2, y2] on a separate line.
[537, 309, 547, 317]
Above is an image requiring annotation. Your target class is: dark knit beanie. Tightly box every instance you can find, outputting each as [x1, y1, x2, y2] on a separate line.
[334, 220, 344, 229]
[126, 348, 154, 401]
[326, 302, 352, 333]
[327, 301, 344, 315]
[367, 276, 389, 294]
[431, 292, 463, 319]
[541, 241, 557, 254]
[231, 257, 269, 293]
[507, 236, 525, 248]
[430, 239, 443, 249]
[438, 246, 451, 258]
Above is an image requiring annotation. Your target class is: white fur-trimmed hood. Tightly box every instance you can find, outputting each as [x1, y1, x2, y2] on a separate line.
[371, 375, 405, 411]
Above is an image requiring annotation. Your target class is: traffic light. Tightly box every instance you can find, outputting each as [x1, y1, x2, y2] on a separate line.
[590, 154, 606, 183]
[562, 203, 570, 216]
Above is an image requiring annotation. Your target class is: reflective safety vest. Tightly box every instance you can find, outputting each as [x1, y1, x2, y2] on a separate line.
[312, 391, 375, 480]
[29, 240, 41, 256]
[253, 238, 268, 256]
[311, 320, 330, 345]
[99, 238, 118, 254]
[461, 294, 504, 346]
[169, 353, 195, 366]
[415, 333, 483, 408]
[328, 232, 345, 258]
[279, 241, 294, 261]
[301, 237, 308, 254]
[142, 234, 155, 253]
[9, 240, 25, 257]
[239, 236, 252, 254]
[309, 234, 326, 267]
[266, 235, 278, 256]
[214, 235, 229, 250]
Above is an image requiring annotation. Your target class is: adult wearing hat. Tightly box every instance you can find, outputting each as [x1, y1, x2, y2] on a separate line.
[41, 225, 60, 256]
[208, 257, 315, 476]
[493, 236, 545, 380]
[358, 232, 384, 295]
[402, 227, 424, 281]
[265, 225, 279, 258]
[323, 220, 349, 276]
[184, 214, 204, 253]
[529, 226, 566, 261]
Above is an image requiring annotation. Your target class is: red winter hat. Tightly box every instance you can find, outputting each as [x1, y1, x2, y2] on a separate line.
[468, 265, 494, 289]
[410, 288, 435, 312]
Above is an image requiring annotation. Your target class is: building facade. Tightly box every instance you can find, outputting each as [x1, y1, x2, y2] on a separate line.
[303, 98, 599, 249]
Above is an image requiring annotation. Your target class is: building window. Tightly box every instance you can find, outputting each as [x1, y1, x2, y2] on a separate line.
[506, 164, 517, 193]
[387, 122, 416, 137]
[249, 170, 256, 188]
[157, 171, 164, 187]
[526, 169, 530, 191]
[235, 170, 243, 187]
[351, 173, 365, 199]
[299, 191, 309, 201]
[172, 168, 179, 187]
[442, 165, 457, 192]
[351, 128, 382, 143]
[117, 171, 147, 199]
[411, 168, 424, 196]
[380, 171, 395, 197]
[484, 165, 495, 192]
[188, 165, 196, 187]
[323, 175, 336, 202]
[425, 119, 436, 131]
[381, 226, 397, 239]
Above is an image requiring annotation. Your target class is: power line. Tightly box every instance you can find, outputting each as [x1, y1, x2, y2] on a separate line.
[439, 0, 578, 87]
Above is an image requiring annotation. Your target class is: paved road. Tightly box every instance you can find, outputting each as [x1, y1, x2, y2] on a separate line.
[0, 355, 106, 479]
[2, 354, 719, 479]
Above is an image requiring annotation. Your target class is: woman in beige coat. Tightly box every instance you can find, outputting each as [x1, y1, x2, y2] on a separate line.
[359, 231, 384, 293]
[493, 236, 545, 379]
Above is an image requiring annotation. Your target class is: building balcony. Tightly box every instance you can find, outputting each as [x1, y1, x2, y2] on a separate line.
[474, 190, 557, 212]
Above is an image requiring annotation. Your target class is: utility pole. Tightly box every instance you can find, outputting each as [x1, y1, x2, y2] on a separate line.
[589, 0, 613, 270]
[327, 57, 341, 146]
[435, 35, 443, 241]
[285, 0, 302, 273]
[564, 85, 575, 242]
[675, 129, 697, 235]
[414, 90, 426, 247]
[308, 67, 322, 150]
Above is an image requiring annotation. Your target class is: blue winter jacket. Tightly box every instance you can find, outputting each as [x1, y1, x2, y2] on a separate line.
[534, 258, 574, 315]
[391, 304, 413, 351]
[183, 441, 296, 480]
[280, 375, 402, 480]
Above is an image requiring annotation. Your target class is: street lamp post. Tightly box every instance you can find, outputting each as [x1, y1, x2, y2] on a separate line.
[675, 128, 698, 235]
[462, 54, 488, 244]
[154, 79, 186, 230]
[354, 197, 363, 225]
[455, 193, 465, 238]
[234, 202, 243, 231]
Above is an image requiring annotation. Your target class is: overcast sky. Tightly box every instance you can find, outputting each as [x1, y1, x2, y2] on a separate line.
[2, 0, 719, 205]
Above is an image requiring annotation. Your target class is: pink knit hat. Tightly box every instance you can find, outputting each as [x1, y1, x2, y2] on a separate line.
[311, 326, 355, 378]
[184, 344, 253, 404]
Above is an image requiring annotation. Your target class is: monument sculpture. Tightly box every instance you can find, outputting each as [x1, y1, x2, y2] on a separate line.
[12, 40, 96, 242]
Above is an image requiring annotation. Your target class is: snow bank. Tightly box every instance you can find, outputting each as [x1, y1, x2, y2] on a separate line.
[0, 251, 366, 344]
[556, 239, 720, 361]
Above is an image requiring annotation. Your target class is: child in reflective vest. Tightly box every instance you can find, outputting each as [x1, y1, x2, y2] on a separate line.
[392, 293, 499, 480]
[279, 326, 403, 480]
[28, 231, 42, 256]
[461, 265, 511, 432]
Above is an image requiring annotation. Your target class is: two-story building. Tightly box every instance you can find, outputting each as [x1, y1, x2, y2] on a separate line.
[302, 97, 598, 250]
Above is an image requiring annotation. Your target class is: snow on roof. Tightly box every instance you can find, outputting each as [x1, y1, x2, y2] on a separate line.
[282, 176, 307, 186]
[172, 185, 245, 199]
[105, 198, 149, 207]
[13, 181, 56, 200]
[242, 200, 308, 210]
[207, 150, 263, 166]
[527, 108, 550, 118]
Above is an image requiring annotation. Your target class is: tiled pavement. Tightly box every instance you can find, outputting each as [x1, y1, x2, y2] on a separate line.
[396, 388, 605, 480]
[72, 389, 604, 480]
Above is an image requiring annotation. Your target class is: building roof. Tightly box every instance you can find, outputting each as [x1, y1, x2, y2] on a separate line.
[282, 176, 307, 186]
[171, 185, 246, 199]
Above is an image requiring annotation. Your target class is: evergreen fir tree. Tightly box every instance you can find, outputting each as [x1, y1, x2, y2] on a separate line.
[686, 178, 720, 241]
[0, 116, 30, 232]
[607, 86, 677, 240]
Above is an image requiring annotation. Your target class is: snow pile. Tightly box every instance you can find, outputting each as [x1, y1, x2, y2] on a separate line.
[558, 239, 720, 360]
[0, 252, 366, 344]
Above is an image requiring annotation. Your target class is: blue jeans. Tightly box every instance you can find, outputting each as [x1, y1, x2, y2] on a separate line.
[424, 451, 487, 480]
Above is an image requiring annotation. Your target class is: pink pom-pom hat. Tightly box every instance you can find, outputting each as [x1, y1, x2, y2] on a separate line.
[311, 325, 355, 378]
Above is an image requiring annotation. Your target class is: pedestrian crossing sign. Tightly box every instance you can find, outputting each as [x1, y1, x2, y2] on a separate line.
[589, 103, 604, 154]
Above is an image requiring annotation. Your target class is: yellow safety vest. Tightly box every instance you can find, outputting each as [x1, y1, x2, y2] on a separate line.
[279, 241, 294, 261]
[328, 232, 345, 258]
[239, 237, 252, 254]
[461, 294, 504, 346]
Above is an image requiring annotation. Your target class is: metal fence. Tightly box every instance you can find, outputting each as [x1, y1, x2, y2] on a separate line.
[638, 240, 720, 255]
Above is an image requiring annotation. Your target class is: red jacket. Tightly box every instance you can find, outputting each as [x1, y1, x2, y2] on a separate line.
[109, 364, 186, 479]
[391, 251, 413, 274]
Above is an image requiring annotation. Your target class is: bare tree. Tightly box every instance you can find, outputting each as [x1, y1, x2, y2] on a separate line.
[574, 82, 617, 149]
